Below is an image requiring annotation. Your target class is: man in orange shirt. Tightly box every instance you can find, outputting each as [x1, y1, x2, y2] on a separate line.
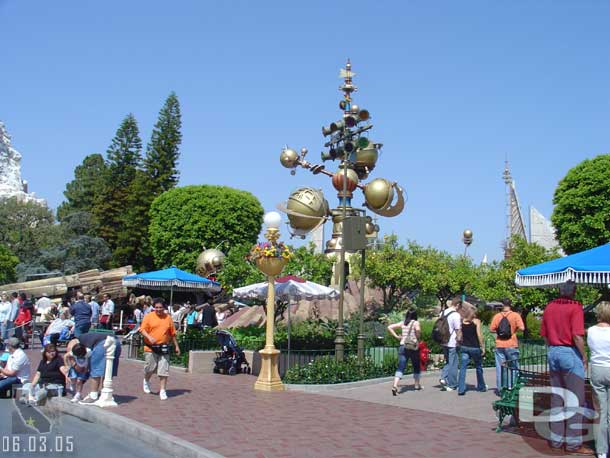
[490, 298, 525, 395]
[139, 298, 181, 400]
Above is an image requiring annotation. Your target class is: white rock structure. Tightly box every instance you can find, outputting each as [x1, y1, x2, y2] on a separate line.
[0, 121, 45, 204]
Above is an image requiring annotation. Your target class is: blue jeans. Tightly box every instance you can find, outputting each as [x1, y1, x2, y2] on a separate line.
[458, 346, 486, 394]
[494, 347, 520, 390]
[548, 346, 586, 450]
[1, 321, 8, 341]
[442, 346, 458, 389]
[74, 323, 91, 338]
[394, 345, 421, 380]
[0, 376, 20, 395]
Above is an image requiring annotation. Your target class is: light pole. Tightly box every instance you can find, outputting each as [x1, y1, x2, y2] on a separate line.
[461, 229, 473, 302]
[252, 211, 287, 391]
[462, 229, 473, 257]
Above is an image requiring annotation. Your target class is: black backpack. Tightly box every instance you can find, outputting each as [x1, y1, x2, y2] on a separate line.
[496, 312, 513, 340]
[432, 311, 456, 345]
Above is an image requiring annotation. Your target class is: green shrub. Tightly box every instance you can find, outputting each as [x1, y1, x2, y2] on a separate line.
[283, 355, 390, 384]
[526, 313, 541, 339]
[477, 308, 494, 325]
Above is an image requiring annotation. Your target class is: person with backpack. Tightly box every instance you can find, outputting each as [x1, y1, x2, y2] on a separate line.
[435, 297, 463, 392]
[489, 298, 524, 395]
[388, 309, 422, 395]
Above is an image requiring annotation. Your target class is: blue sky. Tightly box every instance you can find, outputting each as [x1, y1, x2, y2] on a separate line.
[1, 1, 609, 263]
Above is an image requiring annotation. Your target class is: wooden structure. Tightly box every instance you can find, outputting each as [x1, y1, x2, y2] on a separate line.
[0, 266, 133, 299]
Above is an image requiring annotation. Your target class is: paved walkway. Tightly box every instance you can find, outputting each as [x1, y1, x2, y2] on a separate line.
[95, 358, 563, 457]
[22, 349, 561, 457]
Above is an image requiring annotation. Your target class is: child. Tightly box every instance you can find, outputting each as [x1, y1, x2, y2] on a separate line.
[64, 342, 91, 402]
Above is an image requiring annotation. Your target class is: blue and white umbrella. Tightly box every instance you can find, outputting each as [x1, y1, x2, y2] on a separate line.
[515, 243, 610, 288]
[123, 266, 221, 305]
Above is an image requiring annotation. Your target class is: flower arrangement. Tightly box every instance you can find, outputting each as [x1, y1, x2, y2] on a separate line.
[250, 242, 293, 261]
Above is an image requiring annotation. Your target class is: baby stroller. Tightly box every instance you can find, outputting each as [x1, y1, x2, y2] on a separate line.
[213, 330, 251, 375]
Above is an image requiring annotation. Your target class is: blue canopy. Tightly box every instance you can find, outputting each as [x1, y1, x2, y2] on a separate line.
[122, 266, 221, 292]
[515, 243, 610, 287]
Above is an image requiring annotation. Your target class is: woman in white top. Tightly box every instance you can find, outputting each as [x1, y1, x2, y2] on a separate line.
[387, 309, 421, 395]
[588, 301, 610, 458]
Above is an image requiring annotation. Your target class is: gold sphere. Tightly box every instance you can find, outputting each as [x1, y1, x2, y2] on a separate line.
[280, 148, 299, 169]
[286, 187, 329, 232]
[463, 229, 473, 239]
[196, 248, 226, 277]
[364, 178, 394, 211]
[355, 142, 379, 172]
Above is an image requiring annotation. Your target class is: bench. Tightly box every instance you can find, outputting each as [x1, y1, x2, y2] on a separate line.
[492, 370, 549, 432]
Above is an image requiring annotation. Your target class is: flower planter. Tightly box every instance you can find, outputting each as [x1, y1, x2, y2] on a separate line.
[256, 257, 287, 276]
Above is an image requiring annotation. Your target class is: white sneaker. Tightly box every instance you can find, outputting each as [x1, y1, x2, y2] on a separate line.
[71, 392, 82, 403]
[143, 379, 151, 394]
[159, 390, 167, 401]
[443, 386, 455, 392]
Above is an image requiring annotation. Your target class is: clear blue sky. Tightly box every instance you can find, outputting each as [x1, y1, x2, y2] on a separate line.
[2, 1, 609, 263]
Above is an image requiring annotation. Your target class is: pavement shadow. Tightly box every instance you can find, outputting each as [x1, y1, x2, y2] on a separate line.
[113, 394, 138, 404]
[166, 389, 191, 399]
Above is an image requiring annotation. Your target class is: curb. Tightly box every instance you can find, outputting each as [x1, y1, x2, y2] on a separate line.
[285, 376, 394, 392]
[284, 368, 450, 392]
[48, 398, 223, 458]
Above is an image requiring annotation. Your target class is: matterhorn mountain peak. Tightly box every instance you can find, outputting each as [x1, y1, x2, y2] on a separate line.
[0, 120, 46, 205]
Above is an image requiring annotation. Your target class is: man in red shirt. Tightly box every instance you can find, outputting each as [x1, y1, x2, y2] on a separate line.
[540, 281, 593, 455]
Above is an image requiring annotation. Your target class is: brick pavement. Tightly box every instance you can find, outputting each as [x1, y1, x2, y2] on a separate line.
[24, 349, 561, 458]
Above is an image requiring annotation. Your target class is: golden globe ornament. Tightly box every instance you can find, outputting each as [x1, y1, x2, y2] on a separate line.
[196, 248, 226, 277]
[282, 187, 329, 235]
[354, 142, 379, 179]
[364, 178, 394, 210]
[280, 148, 299, 169]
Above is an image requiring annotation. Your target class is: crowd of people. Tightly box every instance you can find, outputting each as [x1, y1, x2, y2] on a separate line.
[388, 281, 610, 456]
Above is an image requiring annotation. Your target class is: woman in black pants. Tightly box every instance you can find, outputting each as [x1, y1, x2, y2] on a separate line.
[388, 309, 421, 395]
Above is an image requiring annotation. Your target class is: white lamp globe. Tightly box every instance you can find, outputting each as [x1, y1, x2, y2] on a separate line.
[264, 211, 282, 229]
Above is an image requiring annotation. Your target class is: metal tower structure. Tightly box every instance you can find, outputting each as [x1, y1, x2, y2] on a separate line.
[502, 160, 527, 258]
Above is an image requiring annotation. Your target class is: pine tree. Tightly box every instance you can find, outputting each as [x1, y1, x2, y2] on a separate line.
[57, 153, 107, 222]
[113, 170, 155, 270]
[92, 114, 143, 256]
[144, 92, 182, 194]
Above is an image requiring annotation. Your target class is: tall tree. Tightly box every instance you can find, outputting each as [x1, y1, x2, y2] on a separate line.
[144, 92, 182, 194]
[0, 243, 19, 284]
[149, 185, 263, 271]
[57, 153, 107, 222]
[0, 197, 57, 262]
[113, 170, 155, 270]
[552, 154, 610, 254]
[92, 114, 143, 255]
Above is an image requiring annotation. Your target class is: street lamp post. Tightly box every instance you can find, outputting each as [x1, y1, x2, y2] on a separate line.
[253, 211, 287, 391]
[461, 229, 474, 301]
[462, 229, 473, 256]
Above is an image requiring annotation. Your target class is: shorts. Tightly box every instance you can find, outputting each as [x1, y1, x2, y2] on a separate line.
[89, 337, 121, 378]
[68, 367, 89, 381]
[144, 352, 170, 377]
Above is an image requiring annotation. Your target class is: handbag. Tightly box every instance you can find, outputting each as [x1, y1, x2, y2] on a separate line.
[403, 321, 418, 351]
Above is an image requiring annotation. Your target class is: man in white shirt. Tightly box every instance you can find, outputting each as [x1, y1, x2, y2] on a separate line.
[440, 297, 463, 392]
[0, 337, 31, 394]
[100, 294, 115, 330]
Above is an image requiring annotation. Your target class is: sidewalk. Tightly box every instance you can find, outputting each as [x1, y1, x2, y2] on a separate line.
[37, 351, 555, 458]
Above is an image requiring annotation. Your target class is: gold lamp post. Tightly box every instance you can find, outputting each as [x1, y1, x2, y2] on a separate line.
[253, 211, 287, 391]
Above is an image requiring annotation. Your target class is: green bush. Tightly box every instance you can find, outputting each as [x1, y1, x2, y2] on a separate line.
[526, 313, 541, 339]
[283, 355, 391, 384]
